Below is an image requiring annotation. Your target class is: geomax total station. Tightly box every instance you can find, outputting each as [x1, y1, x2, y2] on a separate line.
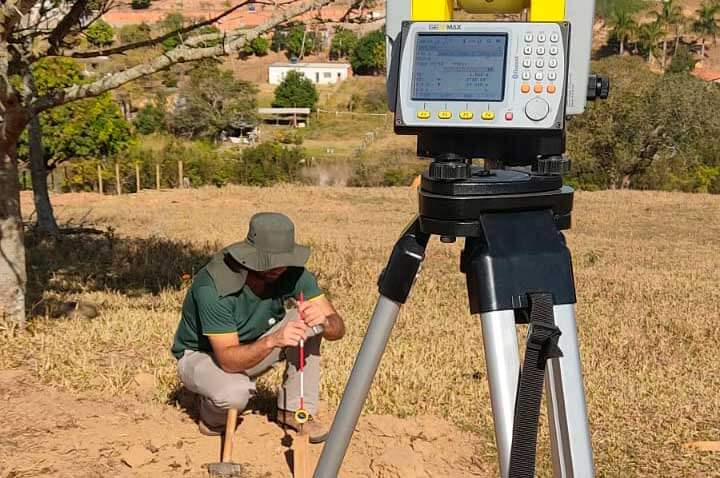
[314, 1, 609, 477]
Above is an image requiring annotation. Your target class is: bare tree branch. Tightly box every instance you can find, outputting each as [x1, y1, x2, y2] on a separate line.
[66, 0, 255, 58]
[1, 0, 37, 41]
[31, 0, 334, 114]
[46, 0, 90, 54]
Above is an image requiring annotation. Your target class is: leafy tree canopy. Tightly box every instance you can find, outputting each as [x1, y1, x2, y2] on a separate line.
[272, 70, 319, 110]
[285, 25, 318, 58]
[169, 62, 259, 139]
[330, 27, 358, 60]
[118, 23, 152, 44]
[350, 29, 386, 75]
[85, 19, 115, 47]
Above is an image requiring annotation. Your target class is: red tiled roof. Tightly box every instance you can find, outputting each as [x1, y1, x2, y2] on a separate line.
[692, 67, 720, 82]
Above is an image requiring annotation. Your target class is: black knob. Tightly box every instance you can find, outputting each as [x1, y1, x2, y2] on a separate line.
[537, 156, 571, 176]
[429, 153, 471, 181]
[587, 74, 610, 101]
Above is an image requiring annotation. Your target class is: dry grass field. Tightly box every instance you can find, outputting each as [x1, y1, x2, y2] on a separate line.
[2, 186, 720, 477]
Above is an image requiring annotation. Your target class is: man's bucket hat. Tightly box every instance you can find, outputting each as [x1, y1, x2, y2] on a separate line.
[225, 212, 310, 272]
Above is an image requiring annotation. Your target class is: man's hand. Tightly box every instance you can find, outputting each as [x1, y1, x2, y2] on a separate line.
[299, 296, 345, 341]
[269, 320, 308, 348]
[299, 298, 333, 329]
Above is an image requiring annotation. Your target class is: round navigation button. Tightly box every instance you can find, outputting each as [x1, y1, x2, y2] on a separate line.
[550, 33, 560, 43]
[525, 98, 550, 122]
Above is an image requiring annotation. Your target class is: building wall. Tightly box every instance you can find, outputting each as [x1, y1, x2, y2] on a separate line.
[269, 65, 351, 85]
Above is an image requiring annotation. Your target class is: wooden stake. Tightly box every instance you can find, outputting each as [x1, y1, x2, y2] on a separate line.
[98, 164, 103, 195]
[115, 163, 121, 195]
[293, 431, 309, 478]
[135, 163, 141, 193]
[178, 160, 184, 189]
[156, 163, 161, 190]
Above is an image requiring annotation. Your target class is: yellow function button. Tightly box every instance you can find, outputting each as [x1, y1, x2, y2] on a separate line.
[459, 111, 474, 120]
[481, 111, 496, 120]
[438, 111, 452, 120]
[417, 110, 431, 120]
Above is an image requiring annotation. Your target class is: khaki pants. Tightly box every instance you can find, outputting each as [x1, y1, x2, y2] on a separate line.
[177, 309, 321, 428]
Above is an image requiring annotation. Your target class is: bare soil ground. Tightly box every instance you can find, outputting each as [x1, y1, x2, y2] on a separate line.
[0, 368, 486, 477]
[2, 186, 720, 477]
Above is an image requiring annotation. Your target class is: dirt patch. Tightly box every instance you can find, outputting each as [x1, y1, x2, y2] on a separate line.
[0, 368, 487, 477]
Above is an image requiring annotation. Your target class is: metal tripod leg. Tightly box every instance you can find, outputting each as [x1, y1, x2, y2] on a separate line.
[480, 310, 521, 478]
[314, 297, 401, 477]
[545, 304, 594, 478]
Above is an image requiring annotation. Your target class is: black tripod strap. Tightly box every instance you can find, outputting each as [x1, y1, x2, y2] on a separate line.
[508, 293, 563, 478]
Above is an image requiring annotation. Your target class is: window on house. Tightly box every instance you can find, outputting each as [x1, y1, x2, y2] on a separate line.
[324, 72, 332, 78]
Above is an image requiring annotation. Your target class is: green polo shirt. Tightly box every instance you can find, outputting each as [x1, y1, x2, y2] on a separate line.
[171, 254, 322, 359]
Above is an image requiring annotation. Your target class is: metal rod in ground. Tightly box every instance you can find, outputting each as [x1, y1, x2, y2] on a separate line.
[313, 296, 401, 478]
[178, 160, 184, 189]
[135, 163, 141, 193]
[115, 163, 121, 195]
[156, 164, 161, 190]
[97, 164, 103, 194]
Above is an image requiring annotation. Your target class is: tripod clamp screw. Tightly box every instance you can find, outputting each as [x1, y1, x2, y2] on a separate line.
[536, 156, 571, 176]
[429, 153, 471, 181]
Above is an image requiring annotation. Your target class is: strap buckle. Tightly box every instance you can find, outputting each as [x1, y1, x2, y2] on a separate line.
[528, 322, 564, 362]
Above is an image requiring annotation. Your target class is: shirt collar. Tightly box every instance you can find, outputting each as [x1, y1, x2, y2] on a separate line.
[206, 252, 248, 297]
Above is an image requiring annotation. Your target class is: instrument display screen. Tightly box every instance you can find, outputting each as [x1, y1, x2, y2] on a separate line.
[412, 33, 508, 102]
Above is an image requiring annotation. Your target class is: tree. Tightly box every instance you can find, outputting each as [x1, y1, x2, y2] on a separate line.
[653, 0, 684, 69]
[596, 0, 647, 18]
[350, 29, 386, 75]
[85, 19, 115, 46]
[118, 23, 152, 44]
[609, 11, 638, 55]
[285, 25, 317, 58]
[134, 100, 166, 134]
[330, 27, 358, 59]
[272, 70, 319, 110]
[169, 63, 258, 139]
[667, 45, 697, 72]
[0, 0, 337, 326]
[692, 2, 720, 59]
[638, 21, 664, 64]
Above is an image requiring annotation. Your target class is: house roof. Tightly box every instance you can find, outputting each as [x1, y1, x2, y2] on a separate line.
[269, 62, 351, 69]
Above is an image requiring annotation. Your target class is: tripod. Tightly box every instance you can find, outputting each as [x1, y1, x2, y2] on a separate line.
[313, 156, 595, 478]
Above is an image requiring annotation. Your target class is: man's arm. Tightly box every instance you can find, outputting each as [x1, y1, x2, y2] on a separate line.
[299, 296, 345, 341]
[208, 320, 309, 373]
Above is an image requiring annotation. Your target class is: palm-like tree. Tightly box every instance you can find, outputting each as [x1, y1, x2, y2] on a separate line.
[693, 2, 720, 59]
[653, 0, 684, 68]
[610, 10, 638, 55]
[639, 21, 665, 65]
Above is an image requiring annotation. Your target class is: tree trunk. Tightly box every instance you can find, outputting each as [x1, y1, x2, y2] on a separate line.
[28, 115, 59, 234]
[0, 128, 28, 327]
[620, 40, 625, 56]
[701, 41, 706, 59]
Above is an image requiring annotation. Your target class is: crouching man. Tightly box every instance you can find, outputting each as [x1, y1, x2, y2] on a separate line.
[171, 212, 345, 443]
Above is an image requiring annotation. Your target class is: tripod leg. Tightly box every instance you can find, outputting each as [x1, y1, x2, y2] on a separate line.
[314, 219, 428, 478]
[481, 310, 521, 478]
[545, 304, 594, 478]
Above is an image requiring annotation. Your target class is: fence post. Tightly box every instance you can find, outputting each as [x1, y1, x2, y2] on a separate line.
[135, 163, 141, 193]
[98, 164, 103, 194]
[115, 162, 121, 195]
[156, 163, 161, 190]
[178, 160, 184, 189]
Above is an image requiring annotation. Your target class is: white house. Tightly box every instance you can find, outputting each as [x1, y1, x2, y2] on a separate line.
[269, 62, 352, 85]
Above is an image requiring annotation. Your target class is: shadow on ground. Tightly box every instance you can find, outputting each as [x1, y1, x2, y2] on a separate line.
[24, 226, 217, 316]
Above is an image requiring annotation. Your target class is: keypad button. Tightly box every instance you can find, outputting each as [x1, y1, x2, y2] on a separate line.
[524, 46, 532, 55]
[525, 33, 534, 43]
[417, 111, 431, 120]
[459, 111, 474, 120]
[481, 111, 495, 121]
[547, 84, 557, 94]
[533, 84, 543, 94]
[550, 46, 559, 56]
[536, 47, 545, 55]
[550, 33, 560, 43]
[523, 59, 532, 68]
[505, 112, 514, 121]
[536, 59, 545, 68]
[538, 33, 547, 42]
[548, 72, 557, 81]
[521, 84, 531, 94]
[522, 71, 531, 80]
[549, 59, 558, 68]
[438, 111, 452, 120]
[535, 72, 544, 81]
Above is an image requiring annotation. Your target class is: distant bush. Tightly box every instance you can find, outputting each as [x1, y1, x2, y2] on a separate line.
[134, 102, 166, 134]
[85, 20, 115, 46]
[285, 25, 318, 58]
[330, 27, 358, 60]
[668, 45, 697, 74]
[233, 141, 306, 185]
[245, 36, 270, 56]
[131, 0, 151, 9]
[119, 23, 152, 44]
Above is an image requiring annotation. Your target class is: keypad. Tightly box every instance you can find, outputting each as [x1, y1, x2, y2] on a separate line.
[519, 29, 561, 97]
